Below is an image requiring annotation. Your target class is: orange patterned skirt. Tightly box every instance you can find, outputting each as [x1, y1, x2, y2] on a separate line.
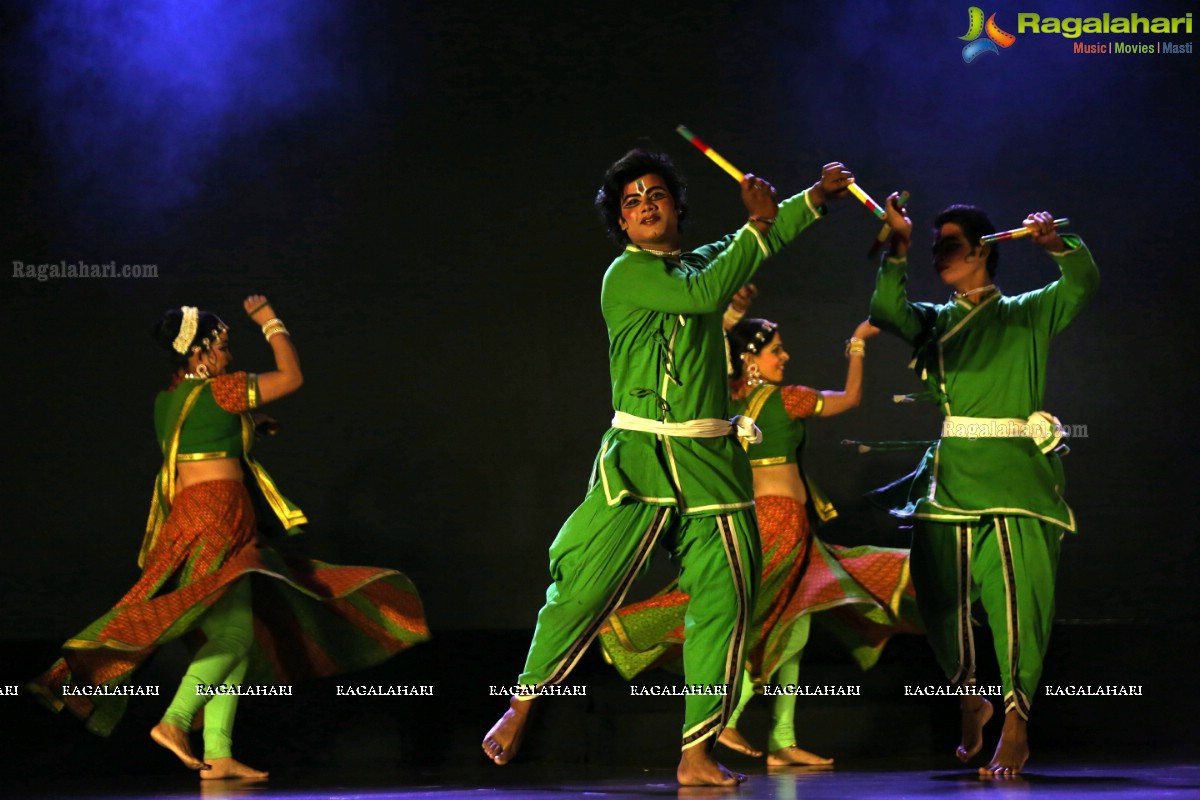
[29, 480, 429, 735]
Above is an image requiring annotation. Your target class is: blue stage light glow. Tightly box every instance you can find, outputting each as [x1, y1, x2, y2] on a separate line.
[28, 0, 352, 225]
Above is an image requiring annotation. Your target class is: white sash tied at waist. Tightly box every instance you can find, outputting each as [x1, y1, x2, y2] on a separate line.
[612, 410, 763, 445]
[941, 411, 1065, 454]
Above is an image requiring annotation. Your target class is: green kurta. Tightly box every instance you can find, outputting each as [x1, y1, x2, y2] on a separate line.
[595, 190, 824, 514]
[868, 235, 1099, 530]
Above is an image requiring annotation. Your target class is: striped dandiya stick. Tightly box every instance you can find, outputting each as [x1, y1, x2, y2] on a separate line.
[980, 218, 1070, 244]
[675, 125, 745, 182]
[846, 180, 887, 220]
[867, 190, 910, 259]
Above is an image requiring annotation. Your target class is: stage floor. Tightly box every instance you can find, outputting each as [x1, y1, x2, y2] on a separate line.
[8, 627, 1195, 798]
[9, 760, 1199, 799]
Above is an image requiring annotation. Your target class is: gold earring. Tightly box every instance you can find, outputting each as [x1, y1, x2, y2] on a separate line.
[746, 361, 763, 386]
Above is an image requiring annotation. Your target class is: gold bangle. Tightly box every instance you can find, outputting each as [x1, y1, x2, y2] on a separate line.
[262, 319, 290, 341]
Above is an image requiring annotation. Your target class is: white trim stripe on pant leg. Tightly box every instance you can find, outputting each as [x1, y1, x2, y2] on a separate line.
[952, 523, 977, 686]
[996, 516, 1030, 720]
[681, 513, 751, 750]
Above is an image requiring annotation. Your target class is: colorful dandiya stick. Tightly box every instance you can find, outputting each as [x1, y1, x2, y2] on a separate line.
[867, 190, 910, 259]
[675, 125, 745, 182]
[980, 218, 1070, 244]
[845, 180, 887, 220]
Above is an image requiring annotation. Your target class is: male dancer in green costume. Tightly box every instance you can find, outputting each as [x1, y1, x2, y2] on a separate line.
[482, 149, 853, 785]
[871, 199, 1098, 776]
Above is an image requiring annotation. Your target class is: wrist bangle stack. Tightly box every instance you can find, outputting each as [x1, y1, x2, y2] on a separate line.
[262, 318, 290, 342]
[723, 306, 745, 327]
[845, 337, 866, 358]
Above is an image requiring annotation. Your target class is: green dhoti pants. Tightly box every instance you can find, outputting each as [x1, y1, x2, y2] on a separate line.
[519, 482, 760, 749]
[911, 515, 1061, 720]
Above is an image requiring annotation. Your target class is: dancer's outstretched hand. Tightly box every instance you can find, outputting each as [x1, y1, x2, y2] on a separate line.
[244, 295, 276, 326]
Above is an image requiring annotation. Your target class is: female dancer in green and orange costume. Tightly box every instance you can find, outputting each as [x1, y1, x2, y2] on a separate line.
[29, 296, 429, 779]
[599, 307, 917, 766]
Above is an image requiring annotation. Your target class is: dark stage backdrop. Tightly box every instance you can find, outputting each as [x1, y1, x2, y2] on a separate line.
[2, 0, 1196, 643]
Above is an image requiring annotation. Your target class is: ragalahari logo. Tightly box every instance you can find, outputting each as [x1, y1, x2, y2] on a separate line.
[960, 7, 1017, 62]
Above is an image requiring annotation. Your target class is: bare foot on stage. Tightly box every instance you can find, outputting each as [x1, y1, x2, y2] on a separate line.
[717, 727, 762, 757]
[766, 745, 834, 767]
[482, 696, 533, 765]
[199, 757, 269, 780]
[677, 745, 746, 786]
[956, 696, 993, 762]
[979, 711, 1028, 777]
[150, 721, 208, 771]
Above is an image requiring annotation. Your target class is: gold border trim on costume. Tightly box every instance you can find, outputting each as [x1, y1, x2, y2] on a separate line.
[805, 474, 839, 523]
[938, 290, 1000, 346]
[915, 498, 1076, 533]
[813, 392, 826, 416]
[241, 412, 307, 530]
[140, 381, 208, 567]
[682, 499, 755, 514]
[598, 440, 677, 507]
[888, 557, 911, 617]
[175, 451, 230, 462]
[745, 223, 770, 258]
